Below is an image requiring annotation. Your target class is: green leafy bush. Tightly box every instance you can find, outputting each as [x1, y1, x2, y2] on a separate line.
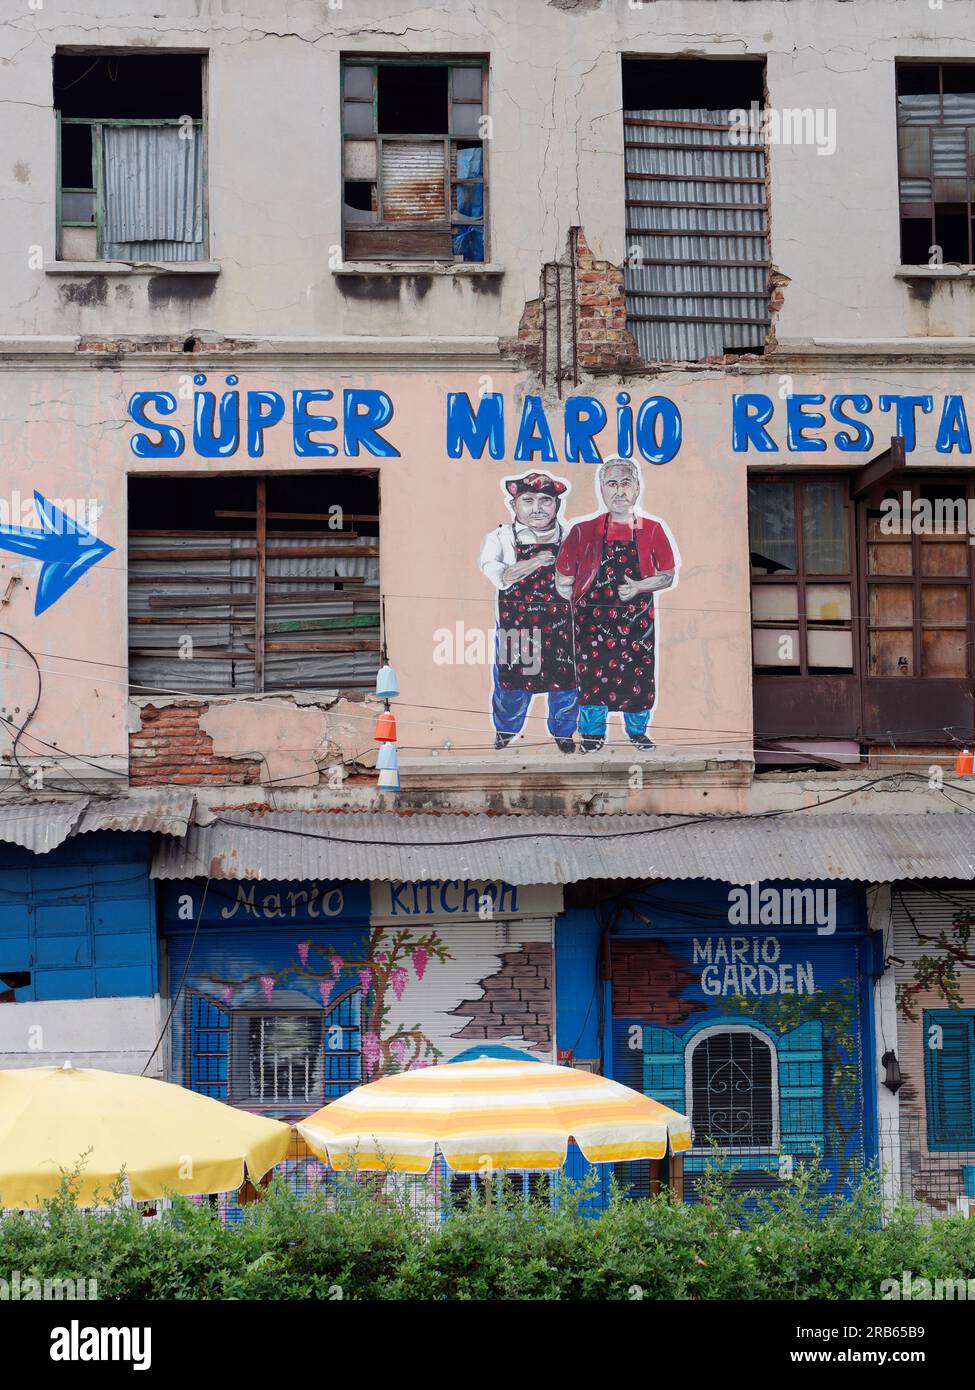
[2, 1156, 974, 1301]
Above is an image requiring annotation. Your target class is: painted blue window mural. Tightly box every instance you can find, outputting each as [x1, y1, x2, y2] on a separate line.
[924, 1009, 975, 1150]
[607, 881, 876, 1201]
[0, 834, 155, 1002]
[164, 877, 458, 1118]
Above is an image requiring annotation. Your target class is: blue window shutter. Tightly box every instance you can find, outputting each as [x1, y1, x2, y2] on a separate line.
[187, 992, 230, 1098]
[778, 1020, 825, 1154]
[925, 1010, 975, 1150]
[642, 1024, 685, 1112]
[323, 989, 363, 1101]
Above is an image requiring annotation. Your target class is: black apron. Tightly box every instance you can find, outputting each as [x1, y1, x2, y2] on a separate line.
[496, 525, 575, 694]
[574, 515, 656, 711]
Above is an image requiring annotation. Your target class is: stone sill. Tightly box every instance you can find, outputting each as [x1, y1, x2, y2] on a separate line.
[45, 261, 221, 276]
[895, 264, 975, 281]
[332, 261, 504, 277]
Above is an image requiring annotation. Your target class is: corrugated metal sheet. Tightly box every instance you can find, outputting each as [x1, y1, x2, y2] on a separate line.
[624, 108, 769, 362]
[381, 140, 447, 221]
[150, 811, 975, 887]
[0, 800, 87, 854]
[75, 790, 196, 839]
[102, 123, 204, 262]
[129, 531, 379, 695]
[0, 792, 195, 853]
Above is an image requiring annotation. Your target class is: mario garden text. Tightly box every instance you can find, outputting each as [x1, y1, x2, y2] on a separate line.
[127, 381, 975, 463]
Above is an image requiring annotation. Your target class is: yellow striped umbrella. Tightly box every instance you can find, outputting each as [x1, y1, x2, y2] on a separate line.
[296, 1059, 692, 1173]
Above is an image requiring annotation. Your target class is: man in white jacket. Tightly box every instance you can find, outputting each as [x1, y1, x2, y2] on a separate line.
[478, 471, 578, 752]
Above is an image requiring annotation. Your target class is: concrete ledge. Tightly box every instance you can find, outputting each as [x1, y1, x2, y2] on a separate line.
[333, 261, 504, 277]
[895, 264, 975, 281]
[45, 261, 221, 275]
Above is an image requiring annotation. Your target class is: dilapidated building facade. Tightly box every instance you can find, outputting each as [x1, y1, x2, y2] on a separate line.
[2, 0, 975, 1214]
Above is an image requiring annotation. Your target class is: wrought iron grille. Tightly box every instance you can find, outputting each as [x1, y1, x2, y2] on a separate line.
[690, 1031, 774, 1147]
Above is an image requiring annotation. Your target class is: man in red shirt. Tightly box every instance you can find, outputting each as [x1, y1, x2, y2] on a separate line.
[555, 457, 679, 752]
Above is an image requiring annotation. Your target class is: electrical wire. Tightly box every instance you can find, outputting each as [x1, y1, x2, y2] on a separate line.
[141, 877, 210, 1077]
[0, 631, 42, 790]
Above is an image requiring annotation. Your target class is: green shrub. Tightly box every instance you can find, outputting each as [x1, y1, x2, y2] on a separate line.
[3, 1156, 975, 1301]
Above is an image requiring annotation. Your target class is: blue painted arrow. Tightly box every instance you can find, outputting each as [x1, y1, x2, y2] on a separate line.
[0, 491, 113, 615]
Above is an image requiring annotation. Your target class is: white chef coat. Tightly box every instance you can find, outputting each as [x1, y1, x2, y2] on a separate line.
[479, 522, 562, 591]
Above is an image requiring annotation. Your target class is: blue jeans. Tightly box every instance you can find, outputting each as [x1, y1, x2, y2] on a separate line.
[492, 674, 579, 738]
[579, 706, 651, 739]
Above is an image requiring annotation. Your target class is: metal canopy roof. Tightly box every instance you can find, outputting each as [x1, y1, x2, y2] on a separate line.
[148, 810, 975, 886]
[0, 791, 196, 855]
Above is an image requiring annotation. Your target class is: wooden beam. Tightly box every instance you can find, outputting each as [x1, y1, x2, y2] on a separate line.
[851, 435, 907, 500]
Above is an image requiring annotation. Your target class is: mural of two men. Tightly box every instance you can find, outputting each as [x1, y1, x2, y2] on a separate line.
[478, 458, 680, 754]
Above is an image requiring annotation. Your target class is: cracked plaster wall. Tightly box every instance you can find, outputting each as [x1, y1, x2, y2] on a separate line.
[2, 1, 975, 344]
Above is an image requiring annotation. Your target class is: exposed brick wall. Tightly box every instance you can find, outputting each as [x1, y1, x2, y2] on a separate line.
[610, 938, 705, 1027]
[130, 703, 263, 787]
[450, 941, 554, 1053]
[502, 227, 642, 378]
[574, 229, 642, 373]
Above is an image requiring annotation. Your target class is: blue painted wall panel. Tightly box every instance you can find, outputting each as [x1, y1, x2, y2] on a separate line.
[0, 832, 157, 1001]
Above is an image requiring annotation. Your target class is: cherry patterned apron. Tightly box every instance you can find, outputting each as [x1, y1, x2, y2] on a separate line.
[496, 526, 575, 694]
[574, 515, 656, 711]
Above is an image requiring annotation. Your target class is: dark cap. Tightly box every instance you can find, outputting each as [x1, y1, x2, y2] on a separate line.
[504, 472, 568, 500]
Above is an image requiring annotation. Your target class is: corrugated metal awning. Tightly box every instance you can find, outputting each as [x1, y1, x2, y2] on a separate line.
[0, 791, 196, 854]
[0, 800, 88, 854]
[75, 790, 196, 839]
[149, 810, 975, 886]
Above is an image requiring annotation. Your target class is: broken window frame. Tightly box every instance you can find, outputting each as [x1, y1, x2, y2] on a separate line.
[54, 53, 209, 263]
[127, 474, 381, 697]
[622, 56, 770, 363]
[340, 56, 488, 263]
[896, 61, 975, 266]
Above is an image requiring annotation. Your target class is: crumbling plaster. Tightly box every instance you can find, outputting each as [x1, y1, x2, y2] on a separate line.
[3, 1, 975, 345]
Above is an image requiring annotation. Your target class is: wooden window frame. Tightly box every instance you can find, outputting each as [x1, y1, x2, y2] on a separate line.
[128, 474, 381, 697]
[859, 476, 974, 683]
[896, 60, 975, 266]
[341, 56, 488, 263]
[749, 474, 857, 678]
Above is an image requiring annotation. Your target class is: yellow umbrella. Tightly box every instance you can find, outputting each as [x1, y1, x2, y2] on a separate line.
[0, 1063, 292, 1208]
[297, 1058, 693, 1174]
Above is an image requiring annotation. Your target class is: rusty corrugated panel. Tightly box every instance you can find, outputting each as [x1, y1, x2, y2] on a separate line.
[150, 811, 975, 886]
[74, 790, 196, 839]
[381, 141, 446, 221]
[0, 800, 88, 854]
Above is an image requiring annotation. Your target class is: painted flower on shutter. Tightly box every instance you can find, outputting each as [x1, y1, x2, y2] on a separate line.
[297, 941, 310, 966]
[358, 968, 372, 998]
[390, 1037, 406, 1064]
[259, 974, 275, 1002]
[391, 967, 408, 1002]
[412, 947, 429, 981]
[331, 954, 344, 978]
[318, 980, 334, 1008]
[221, 984, 233, 1005]
[363, 1031, 381, 1075]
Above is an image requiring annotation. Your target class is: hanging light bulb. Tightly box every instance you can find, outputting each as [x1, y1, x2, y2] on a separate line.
[375, 662, 400, 699]
[377, 742, 398, 771]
